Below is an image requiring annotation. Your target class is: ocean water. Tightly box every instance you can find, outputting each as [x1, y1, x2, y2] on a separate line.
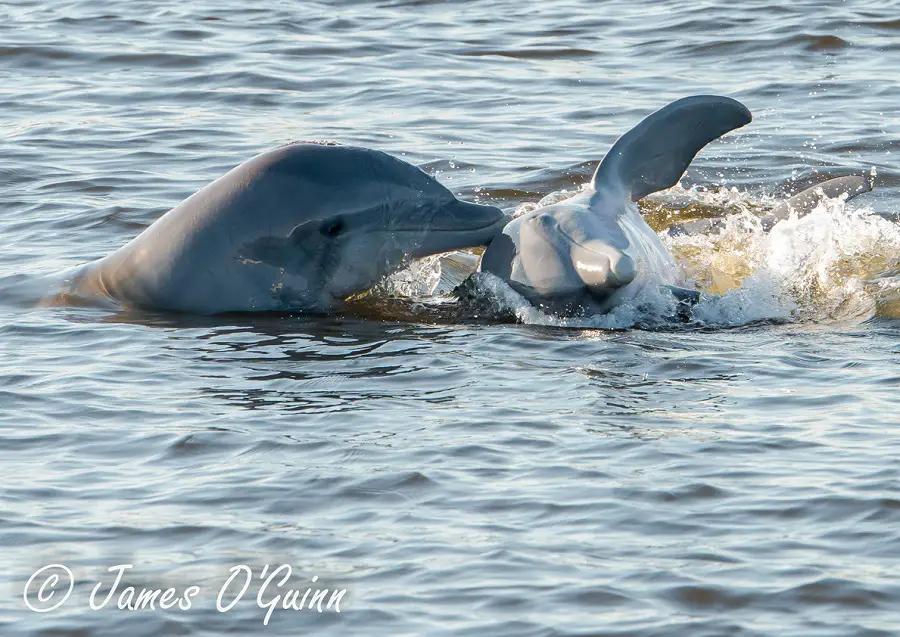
[2, 1, 900, 635]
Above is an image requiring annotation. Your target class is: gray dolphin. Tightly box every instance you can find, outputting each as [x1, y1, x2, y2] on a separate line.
[64, 143, 508, 314]
[667, 174, 875, 236]
[479, 96, 752, 316]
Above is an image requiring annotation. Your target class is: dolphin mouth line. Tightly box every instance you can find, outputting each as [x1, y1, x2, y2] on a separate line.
[388, 216, 508, 235]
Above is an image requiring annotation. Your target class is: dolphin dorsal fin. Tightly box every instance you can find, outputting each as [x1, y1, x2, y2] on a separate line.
[591, 96, 752, 202]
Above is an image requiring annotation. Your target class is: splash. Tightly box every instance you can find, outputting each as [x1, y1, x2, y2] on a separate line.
[666, 186, 900, 324]
[370, 254, 443, 298]
[456, 271, 682, 329]
[363, 183, 900, 328]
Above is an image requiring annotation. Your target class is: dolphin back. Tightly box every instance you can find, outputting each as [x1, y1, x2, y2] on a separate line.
[592, 95, 752, 201]
[764, 174, 874, 228]
[667, 174, 875, 237]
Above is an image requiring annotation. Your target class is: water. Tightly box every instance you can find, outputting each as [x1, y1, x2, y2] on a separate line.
[2, 1, 900, 635]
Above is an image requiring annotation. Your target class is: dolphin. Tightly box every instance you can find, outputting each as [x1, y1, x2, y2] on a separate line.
[62, 143, 508, 314]
[666, 174, 875, 236]
[478, 95, 752, 316]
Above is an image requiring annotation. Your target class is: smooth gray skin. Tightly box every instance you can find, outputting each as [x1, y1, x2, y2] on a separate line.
[65, 143, 508, 314]
[667, 174, 875, 236]
[479, 96, 752, 316]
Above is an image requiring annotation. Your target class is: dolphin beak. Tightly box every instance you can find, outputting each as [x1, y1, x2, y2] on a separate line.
[411, 200, 507, 257]
[445, 200, 508, 234]
[571, 241, 637, 290]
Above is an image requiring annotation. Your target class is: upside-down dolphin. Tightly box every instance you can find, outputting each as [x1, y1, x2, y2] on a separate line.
[478, 95, 752, 315]
[443, 173, 875, 314]
[62, 143, 508, 314]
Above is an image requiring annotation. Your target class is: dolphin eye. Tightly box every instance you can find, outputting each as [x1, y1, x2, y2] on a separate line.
[322, 219, 344, 237]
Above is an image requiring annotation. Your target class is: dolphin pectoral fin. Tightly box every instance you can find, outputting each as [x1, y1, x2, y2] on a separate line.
[479, 232, 516, 280]
[591, 96, 752, 202]
[664, 285, 700, 322]
[762, 174, 874, 230]
[664, 284, 701, 304]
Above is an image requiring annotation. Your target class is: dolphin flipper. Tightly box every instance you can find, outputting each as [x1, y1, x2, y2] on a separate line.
[664, 284, 700, 305]
[664, 285, 701, 321]
[592, 96, 752, 202]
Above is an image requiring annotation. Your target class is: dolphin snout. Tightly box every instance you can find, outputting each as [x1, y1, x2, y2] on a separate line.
[444, 200, 507, 232]
[608, 251, 636, 286]
[571, 241, 636, 291]
[409, 199, 507, 258]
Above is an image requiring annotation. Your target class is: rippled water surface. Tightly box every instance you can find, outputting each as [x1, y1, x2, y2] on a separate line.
[2, 1, 900, 635]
